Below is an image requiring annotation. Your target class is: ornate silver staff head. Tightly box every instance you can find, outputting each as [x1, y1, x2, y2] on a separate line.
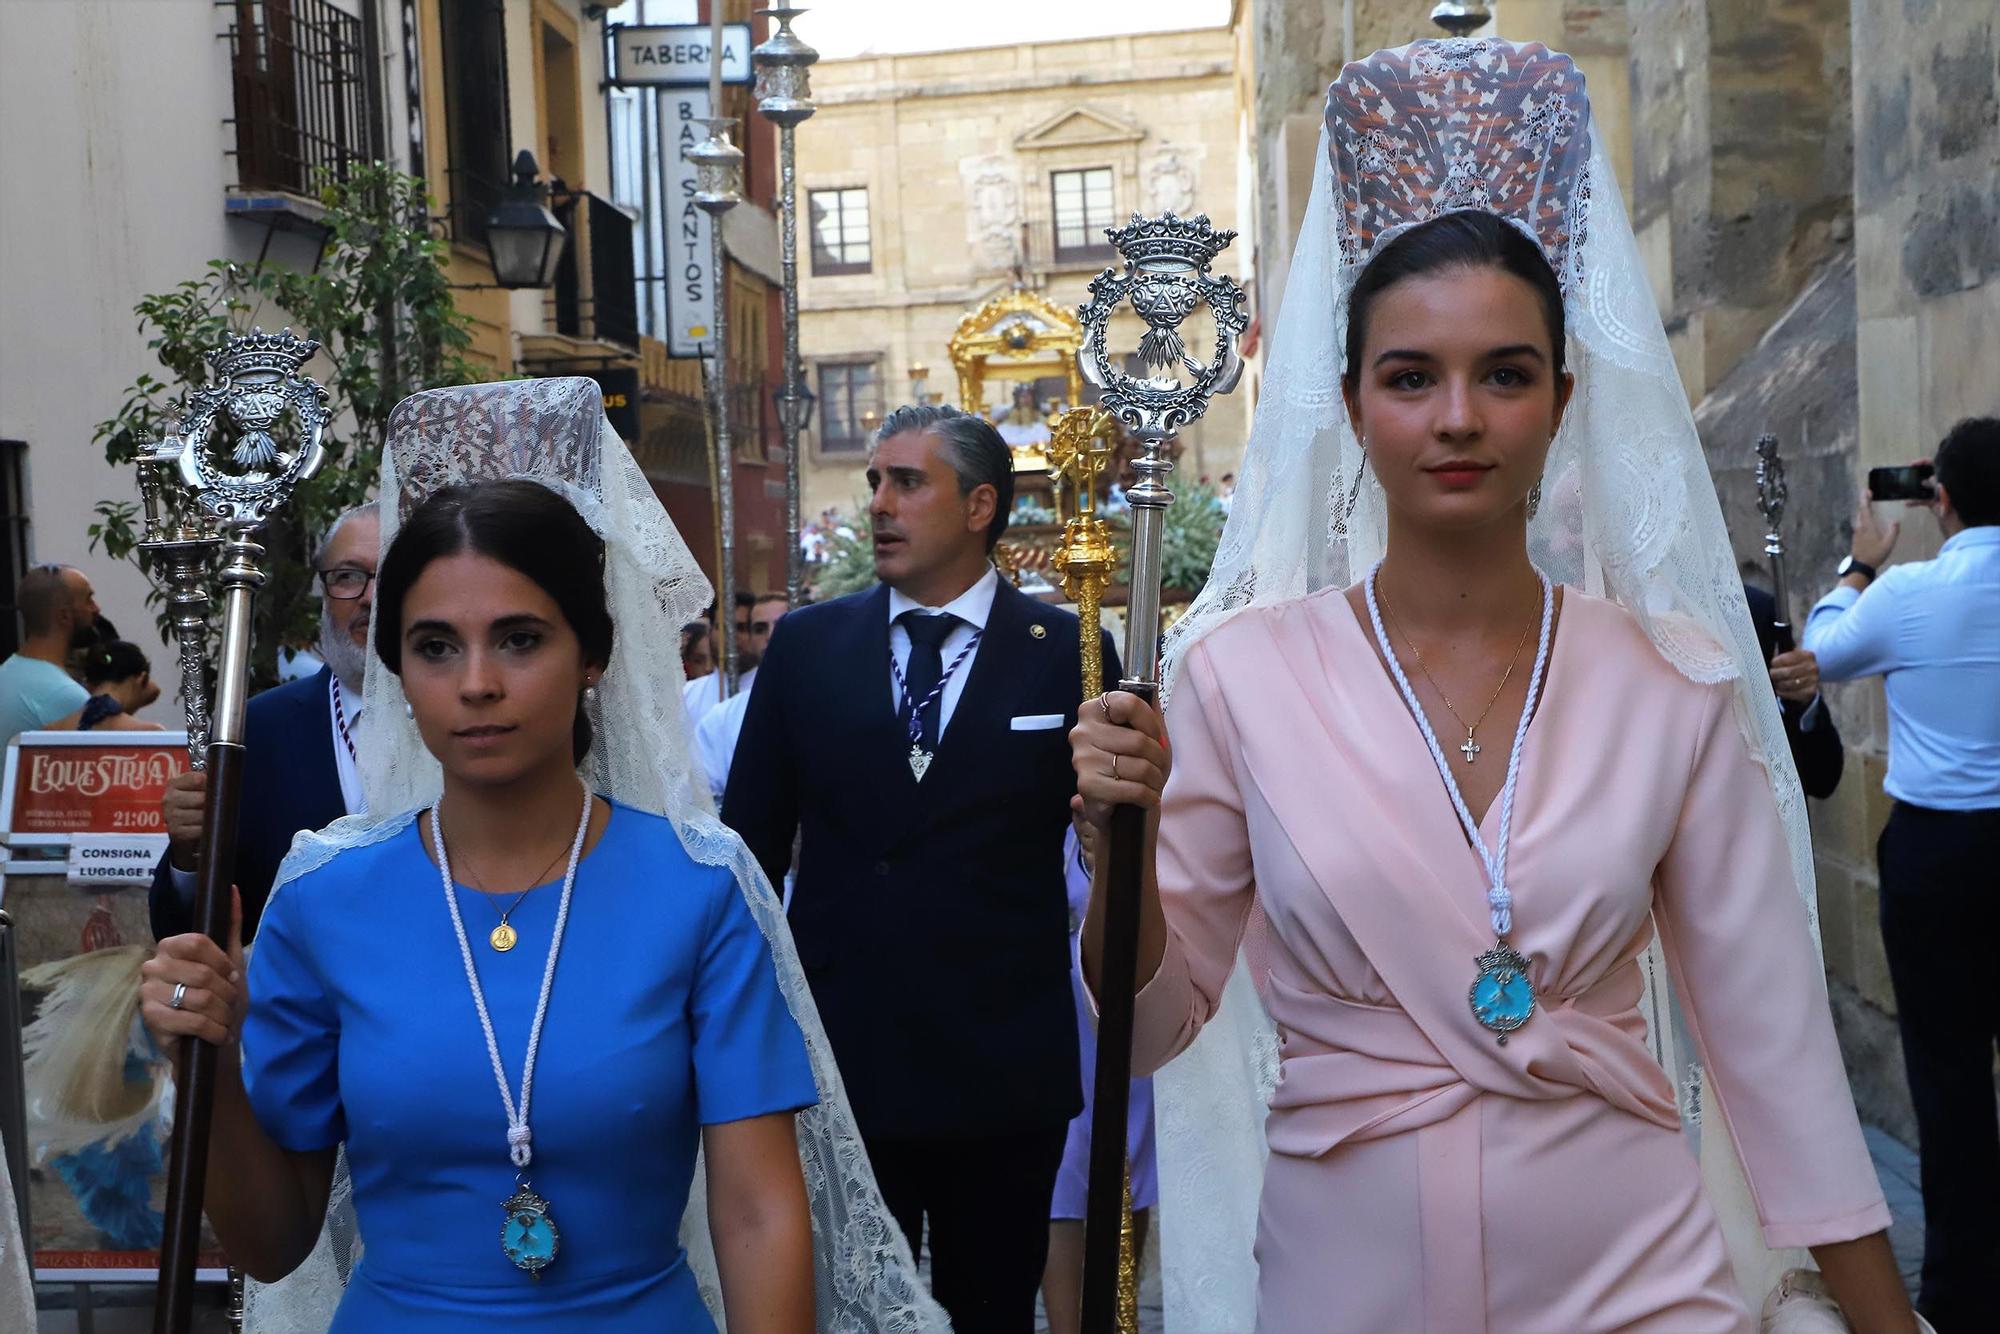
[1754, 432, 1788, 529]
[1078, 214, 1246, 683]
[137, 329, 329, 762]
[156, 327, 331, 531]
[1753, 432, 1793, 630]
[1078, 213, 1247, 443]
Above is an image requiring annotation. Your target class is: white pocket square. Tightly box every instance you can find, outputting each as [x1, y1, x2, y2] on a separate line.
[1010, 713, 1065, 731]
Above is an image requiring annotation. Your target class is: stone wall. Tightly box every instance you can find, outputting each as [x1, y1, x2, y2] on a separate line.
[1817, 0, 2000, 1135]
[795, 26, 1250, 520]
[1629, 0, 1852, 403]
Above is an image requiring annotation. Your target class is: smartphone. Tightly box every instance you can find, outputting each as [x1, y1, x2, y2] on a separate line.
[1867, 463, 1935, 502]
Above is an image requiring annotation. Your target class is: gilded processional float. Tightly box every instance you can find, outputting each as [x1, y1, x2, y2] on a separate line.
[944, 285, 1206, 647]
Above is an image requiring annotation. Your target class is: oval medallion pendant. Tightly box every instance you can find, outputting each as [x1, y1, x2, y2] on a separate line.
[500, 1183, 559, 1278]
[1469, 941, 1535, 1044]
[489, 922, 518, 953]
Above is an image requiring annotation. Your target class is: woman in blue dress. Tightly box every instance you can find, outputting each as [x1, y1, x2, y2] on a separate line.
[138, 379, 946, 1333]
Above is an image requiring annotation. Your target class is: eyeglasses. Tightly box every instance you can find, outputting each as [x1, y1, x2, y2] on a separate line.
[317, 567, 376, 600]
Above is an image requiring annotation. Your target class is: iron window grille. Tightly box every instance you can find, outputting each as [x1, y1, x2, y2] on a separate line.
[224, 0, 376, 196]
[1051, 167, 1117, 266]
[553, 193, 641, 350]
[439, 0, 511, 248]
[808, 189, 871, 276]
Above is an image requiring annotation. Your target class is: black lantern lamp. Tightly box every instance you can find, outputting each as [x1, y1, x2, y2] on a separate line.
[486, 150, 568, 290]
[773, 378, 817, 433]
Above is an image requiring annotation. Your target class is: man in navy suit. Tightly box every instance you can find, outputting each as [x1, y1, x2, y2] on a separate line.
[149, 504, 378, 943]
[724, 404, 1113, 1334]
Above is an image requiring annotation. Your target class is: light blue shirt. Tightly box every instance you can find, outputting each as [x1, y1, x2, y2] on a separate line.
[0, 653, 89, 748]
[1803, 526, 2000, 810]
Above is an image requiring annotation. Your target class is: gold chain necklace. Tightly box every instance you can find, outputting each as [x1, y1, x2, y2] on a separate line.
[1377, 582, 1536, 765]
[456, 838, 575, 953]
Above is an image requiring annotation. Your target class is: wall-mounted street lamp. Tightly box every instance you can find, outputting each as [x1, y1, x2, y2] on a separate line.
[486, 150, 568, 290]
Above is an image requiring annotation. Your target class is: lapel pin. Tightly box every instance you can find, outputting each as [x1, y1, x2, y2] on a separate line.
[1029, 623, 1047, 640]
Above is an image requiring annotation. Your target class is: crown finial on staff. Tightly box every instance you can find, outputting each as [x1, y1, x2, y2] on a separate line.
[1078, 212, 1246, 443]
[156, 326, 330, 529]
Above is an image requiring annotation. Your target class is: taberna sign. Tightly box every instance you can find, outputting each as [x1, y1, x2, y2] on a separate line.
[613, 23, 753, 87]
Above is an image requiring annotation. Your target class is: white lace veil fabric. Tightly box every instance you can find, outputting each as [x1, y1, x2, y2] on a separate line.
[244, 378, 947, 1333]
[1150, 39, 1817, 1330]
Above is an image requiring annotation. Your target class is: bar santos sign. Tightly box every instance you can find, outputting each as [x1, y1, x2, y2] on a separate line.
[613, 23, 752, 87]
[664, 90, 716, 359]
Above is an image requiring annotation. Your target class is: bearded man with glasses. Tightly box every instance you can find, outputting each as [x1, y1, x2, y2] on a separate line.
[148, 503, 380, 943]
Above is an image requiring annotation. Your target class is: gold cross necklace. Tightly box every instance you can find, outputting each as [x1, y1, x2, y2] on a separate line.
[1376, 581, 1537, 764]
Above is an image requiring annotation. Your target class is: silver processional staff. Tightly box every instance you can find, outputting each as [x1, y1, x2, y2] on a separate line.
[136, 328, 329, 1334]
[1074, 212, 1246, 1334]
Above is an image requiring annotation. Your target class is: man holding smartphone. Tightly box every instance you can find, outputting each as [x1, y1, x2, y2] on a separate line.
[1802, 416, 2000, 1331]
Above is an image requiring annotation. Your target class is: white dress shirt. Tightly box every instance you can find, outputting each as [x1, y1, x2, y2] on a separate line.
[694, 687, 753, 805]
[1803, 525, 2000, 809]
[682, 665, 755, 736]
[887, 567, 999, 739]
[329, 673, 365, 816]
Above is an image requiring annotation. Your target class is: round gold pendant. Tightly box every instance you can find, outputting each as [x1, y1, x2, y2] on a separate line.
[489, 922, 518, 953]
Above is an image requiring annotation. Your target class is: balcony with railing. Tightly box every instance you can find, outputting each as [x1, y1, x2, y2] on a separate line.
[518, 192, 641, 369]
[554, 193, 640, 349]
[222, 0, 376, 218]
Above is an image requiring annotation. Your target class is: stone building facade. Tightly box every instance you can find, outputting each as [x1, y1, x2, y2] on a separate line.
[793, 26, 1253, 520]
[1235, 0, 1999, 1134]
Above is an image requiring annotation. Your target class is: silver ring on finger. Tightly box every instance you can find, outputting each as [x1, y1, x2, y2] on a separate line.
[1098, 694, 1111, 721]
[1111, 754, 1121, 782]
[170, 982, 188, 1011]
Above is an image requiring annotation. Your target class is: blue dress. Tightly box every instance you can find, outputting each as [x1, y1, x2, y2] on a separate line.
[242, 800, 819, 1331]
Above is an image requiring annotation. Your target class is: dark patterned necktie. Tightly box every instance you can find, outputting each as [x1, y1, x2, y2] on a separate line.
[899, 612, 960, 752]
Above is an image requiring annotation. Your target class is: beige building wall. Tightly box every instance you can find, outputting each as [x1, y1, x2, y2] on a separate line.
[0, 0, 613, 717]
[795, 26, 1252, 520]
[0, 0, 403, 702]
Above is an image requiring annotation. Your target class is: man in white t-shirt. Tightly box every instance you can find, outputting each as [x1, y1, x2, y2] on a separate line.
[0, 564, 97, 747]
[694, 592, 789, 803]
[681, 588, 789, 731]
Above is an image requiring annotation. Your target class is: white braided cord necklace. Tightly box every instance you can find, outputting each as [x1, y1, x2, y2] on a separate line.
[430, 785, 592, 1276]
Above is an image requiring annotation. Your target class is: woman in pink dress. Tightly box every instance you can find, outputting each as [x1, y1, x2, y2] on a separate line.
[1069, 39, 1921, 1334]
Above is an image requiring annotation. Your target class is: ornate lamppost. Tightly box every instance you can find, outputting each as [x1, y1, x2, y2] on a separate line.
[753, 5, 819, 609]
[687, 117, 746, 694]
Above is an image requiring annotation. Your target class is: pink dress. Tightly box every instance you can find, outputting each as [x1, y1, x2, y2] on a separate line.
[1134, 588, 1889, 1333]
